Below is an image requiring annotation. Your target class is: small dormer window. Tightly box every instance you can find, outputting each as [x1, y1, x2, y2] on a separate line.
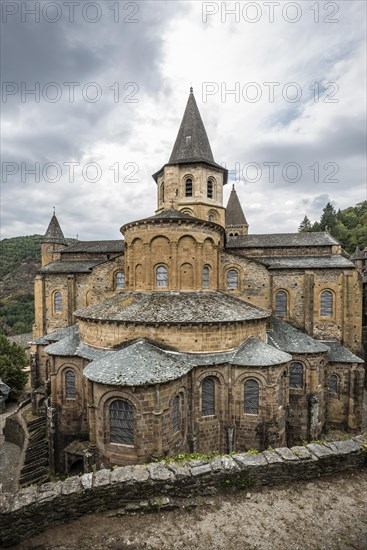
[185, 178, 193, 197]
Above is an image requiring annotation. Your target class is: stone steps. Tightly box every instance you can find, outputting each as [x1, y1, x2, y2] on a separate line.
[19, 411, 49, 488]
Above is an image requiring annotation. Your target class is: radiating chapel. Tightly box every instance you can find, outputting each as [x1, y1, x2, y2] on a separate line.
[31, 90, 365, 473]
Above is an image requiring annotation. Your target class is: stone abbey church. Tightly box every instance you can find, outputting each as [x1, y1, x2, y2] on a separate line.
[31, 90, 365, 473]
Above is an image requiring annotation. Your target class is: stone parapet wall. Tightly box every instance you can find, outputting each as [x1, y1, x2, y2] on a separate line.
[1, 436, 366, 547]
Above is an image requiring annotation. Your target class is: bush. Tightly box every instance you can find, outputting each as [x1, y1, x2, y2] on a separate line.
[0, 334, 28, 399]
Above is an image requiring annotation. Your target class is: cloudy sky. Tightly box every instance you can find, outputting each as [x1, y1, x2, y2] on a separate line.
[1, 0, 366, 240]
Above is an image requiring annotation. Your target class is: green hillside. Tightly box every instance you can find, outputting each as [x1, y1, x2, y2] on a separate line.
[298, 201, 367, 254]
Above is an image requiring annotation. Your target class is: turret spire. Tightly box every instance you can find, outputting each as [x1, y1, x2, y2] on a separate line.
[169, 90, 215, 165]
[225, 186, 249, 237]
[42, 212, 67, 245]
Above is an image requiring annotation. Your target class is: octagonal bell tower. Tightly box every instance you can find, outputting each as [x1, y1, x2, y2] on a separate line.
[153, 88, 228, 226]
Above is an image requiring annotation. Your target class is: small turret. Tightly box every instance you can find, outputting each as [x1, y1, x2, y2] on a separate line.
[225, 185, 249, 238]
[41, 210, 67, 266]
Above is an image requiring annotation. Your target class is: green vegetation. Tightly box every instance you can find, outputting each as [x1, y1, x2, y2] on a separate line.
[298, 201, 367, 254]
[0, 333, 28, 398]
[0, 294, 34, 334]
[0, 235, 42, 279]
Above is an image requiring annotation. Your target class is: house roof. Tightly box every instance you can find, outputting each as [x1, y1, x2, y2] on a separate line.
[225, 186, 248, 227]
[42, 214, 67, 245]
[74, 291, 271, 324]
[226, 232, 339, 248]
[268, 318, 329, 354]
[255, 255, 354, 269]
[61, 240, 124, 254]
[39, 260, 105, 273]
[320, 341, 364, 364]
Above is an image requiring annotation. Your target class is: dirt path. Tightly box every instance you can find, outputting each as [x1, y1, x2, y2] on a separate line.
[15, 469, 367, 550]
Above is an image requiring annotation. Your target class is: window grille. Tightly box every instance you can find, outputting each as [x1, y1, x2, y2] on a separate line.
[54, 292, 62, 314]
[227, 269, 238, 289]
[275, 290, 287, 317]
[65, 370, 76, 399]
[328, 374, 338, 393]
[110, 400, 134, 445]
[185, 179, 193, 197]
[173, 395, 180, 433]
[202, 377, 215, 416]
[116, 272, 125, 289]
[156, 265, 168, 288]
[244, 379, 259, 414]
[202, 266, 210, 288]
[320, 290, 333, 317]
[290, 362, 303, 388]
[207, 179, 213, 198]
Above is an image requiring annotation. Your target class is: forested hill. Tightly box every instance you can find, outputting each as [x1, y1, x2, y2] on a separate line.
[0, 235, 42, 334]
[298, 201, 367, 254]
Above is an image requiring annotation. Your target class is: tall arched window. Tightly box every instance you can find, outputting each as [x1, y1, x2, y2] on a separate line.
[275, 290, 288, 318]
[172, 395, 181, 433]
[202, 265, 210, 288]
[320, 290, 333, 317]
[185, 178, 193, 197]
[202, 377, 215, 416]
[54, 292, 62, 314]
[207, 179, 214, 199]
[290, 362, 303, 388]
[156, 265, 168, 288]
[109, 399, 134, 445]
[244, 379, 259, 414]
[328, 374, 338, 394]
[115, 272, 125, 289]
[65, 369, 76, 399]
[160, 182, 164, 203]
[227, 269, 238, 289]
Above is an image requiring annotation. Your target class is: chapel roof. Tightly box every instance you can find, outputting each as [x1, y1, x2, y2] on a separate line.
[39, 260, 105, 274]
[268, 318, 329, 354]
[320, 341, 364, 364]
[60, 240, 124, 254]
[226, 232, 339, 248]
[255, 255, 354, 269]
[42, 214, 67, 245]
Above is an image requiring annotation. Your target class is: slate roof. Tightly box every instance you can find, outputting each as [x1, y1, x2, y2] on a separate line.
[84, 340, 192, 386]
[169, 89, 215, 165]
[320, 341, 364, 364]
[42, 214, 66, 245]
[226, 232, 339, 248]
[268, 318, 329, 354]
[225, 186, 248, 226]
[33, 324, 79, 345]
[232, 336, 291, 366]
[45, 329, 114, 361]
[74, 291, 271, 324]
[255, 255, 354, 269]
[60, 240, 124, 254]
[123, 209, 224, 231]
[39, 260, 105, 273]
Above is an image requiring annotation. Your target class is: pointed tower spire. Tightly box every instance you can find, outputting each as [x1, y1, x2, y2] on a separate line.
[42, 212, 67, 245]
[225, 185, 249, 237]
[169, 89, 215, 165]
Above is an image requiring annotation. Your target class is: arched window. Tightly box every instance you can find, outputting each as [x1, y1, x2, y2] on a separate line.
[202, 377, 215, 416]
[156, 265, 168, 288]
[160, 182, 164, 203]
[54, 291, 62, 314]
[275, 290, 288, 318]
[328, 374, 338, 394]
[320, 290, 333, 317]
[202, 265, 210, 288]
[227, 269, 238, 289]
[115, 272, 125, 289]
[244, 379, 259, 414]
[207, 179, 213, 199]
[173, 395, 181, 433]
[65, 369, 76, 399]
[109, 399, 134, 445]
[185, 178, 193, 197]
[290, 362, 303, 388]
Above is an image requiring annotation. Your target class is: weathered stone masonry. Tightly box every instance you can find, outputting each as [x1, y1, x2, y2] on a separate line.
[0, 437, 366, 548]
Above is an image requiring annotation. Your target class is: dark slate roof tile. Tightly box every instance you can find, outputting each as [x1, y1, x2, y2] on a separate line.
[320, 341, 364, 363]
[254, 255, 354, 269]
[45, 329, 114, 361]
[33, 324, 79, 345]
[42, 214, 66, 245]
[60, 240, 124, 254]
[268, 318, 329, 354]
[74, 291, 271, 324]
[232, 336, 291, 366]
[39, 260, 105, 273]
[226, 232, 339, 248]
[225, 186, 248, 226]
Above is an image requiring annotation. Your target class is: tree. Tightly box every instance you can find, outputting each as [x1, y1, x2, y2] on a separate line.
[0, 334, 28, 399]
[319, 202, 337, 232]
[298, 215, 312, 232]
